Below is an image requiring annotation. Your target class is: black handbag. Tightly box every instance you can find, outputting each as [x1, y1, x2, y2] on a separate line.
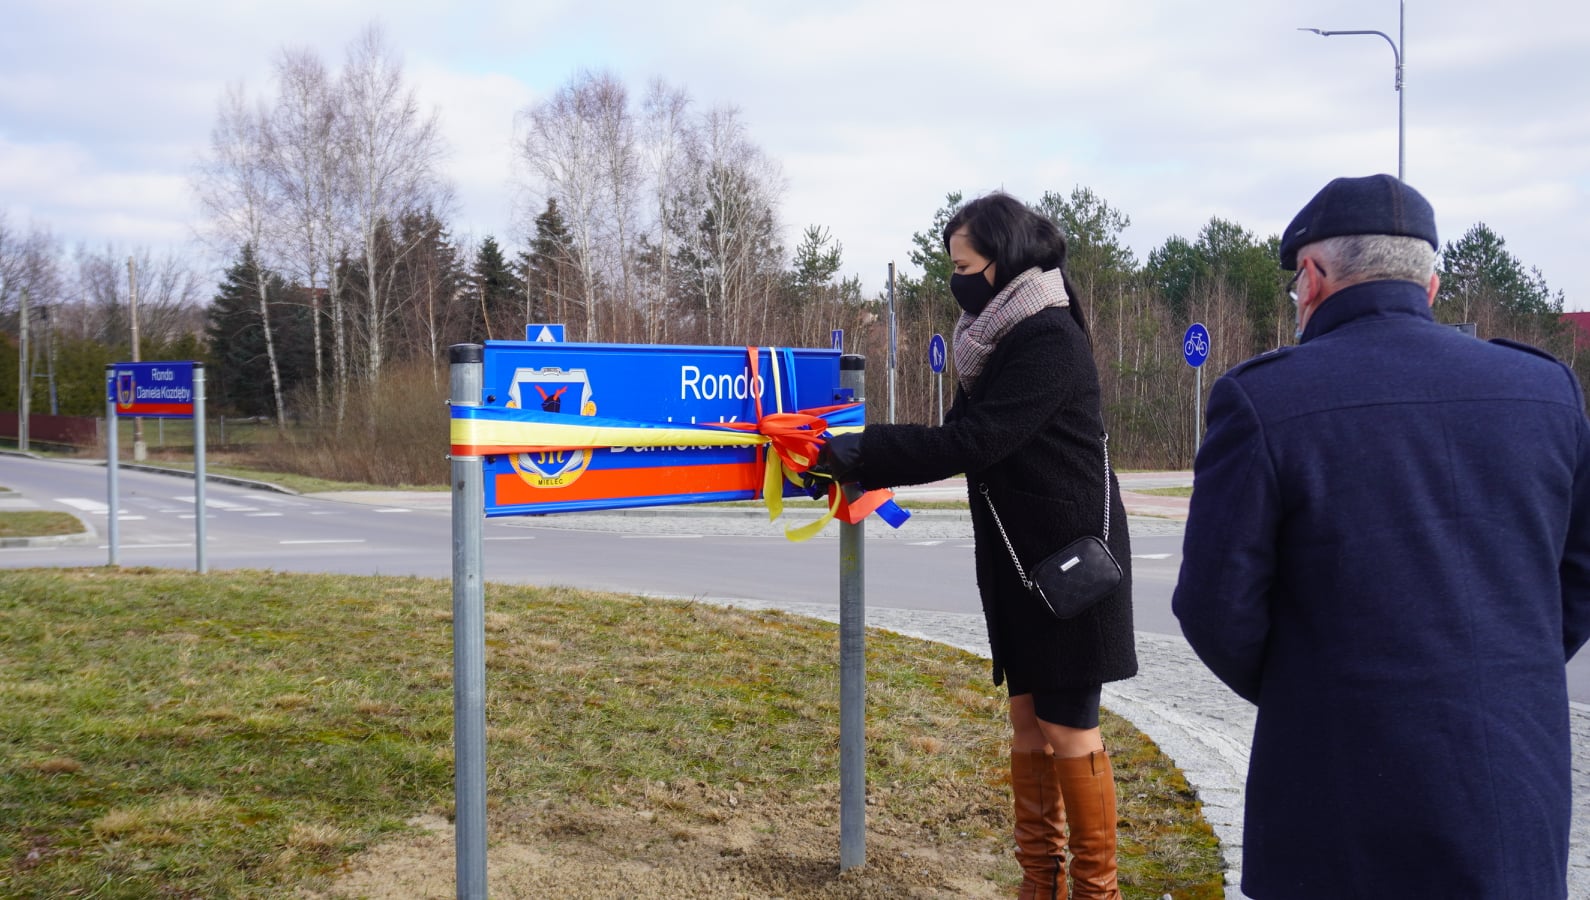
[979, 433, 1122, 620]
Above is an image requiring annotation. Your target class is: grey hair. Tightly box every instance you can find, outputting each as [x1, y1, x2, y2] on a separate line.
[1307, 234, 1436, 287]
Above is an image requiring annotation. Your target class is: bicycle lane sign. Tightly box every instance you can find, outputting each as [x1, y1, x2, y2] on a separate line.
[1183, 323, 1210, 368]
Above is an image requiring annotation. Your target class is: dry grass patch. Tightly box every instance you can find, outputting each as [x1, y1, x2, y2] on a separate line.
[30, 757, 82, 775]
[0, 568, 1222, 899]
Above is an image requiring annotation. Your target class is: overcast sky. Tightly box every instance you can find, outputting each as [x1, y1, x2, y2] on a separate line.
[3, 0, 1586, 312]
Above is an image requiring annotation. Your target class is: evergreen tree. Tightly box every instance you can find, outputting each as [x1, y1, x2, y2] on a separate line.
[520, 199, 579, 328]
[1145, 235, 1207, 320]
[472, 235, 523, 339]
[206, 245, 307, 417]
[1438, 222, 1561, 321]
[789, 225, 843, 297]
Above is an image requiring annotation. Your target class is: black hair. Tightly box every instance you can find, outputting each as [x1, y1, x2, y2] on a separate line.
[942, 191, 1090, 336]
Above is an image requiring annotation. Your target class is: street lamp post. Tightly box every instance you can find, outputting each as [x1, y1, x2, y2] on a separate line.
[1300, 0, 1405, 181]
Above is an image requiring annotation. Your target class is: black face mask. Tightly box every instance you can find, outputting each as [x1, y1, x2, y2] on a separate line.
[950, 261, 996, 315]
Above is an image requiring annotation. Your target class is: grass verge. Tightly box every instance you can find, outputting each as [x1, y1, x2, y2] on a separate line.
[0, 511, 84, 538]
[1133, 486, 1194, 499]
[0, 568, 1222, 898]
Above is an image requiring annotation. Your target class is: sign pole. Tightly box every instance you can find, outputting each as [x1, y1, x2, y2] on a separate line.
[838, 353, 867, 871]
[449, 344, 488, 900]
[104, 365, 119, 567]
[928, 334, 947, 427]
[1182, 323, 1211, 462]
[887, 263, 896, 424]
[194, 363, 207, 574]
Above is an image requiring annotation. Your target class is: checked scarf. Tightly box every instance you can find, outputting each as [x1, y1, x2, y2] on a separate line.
[953, 266, 1070, 393]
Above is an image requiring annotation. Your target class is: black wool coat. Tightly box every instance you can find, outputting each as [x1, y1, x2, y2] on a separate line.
[857, 305, 1138, 690]
[1174, 280, 1590, 899]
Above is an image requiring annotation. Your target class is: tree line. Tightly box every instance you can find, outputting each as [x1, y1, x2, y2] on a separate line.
[2, 26, 1582, 469]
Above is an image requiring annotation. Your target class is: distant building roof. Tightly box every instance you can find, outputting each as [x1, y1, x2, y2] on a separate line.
[1563, 312, 1590, 351]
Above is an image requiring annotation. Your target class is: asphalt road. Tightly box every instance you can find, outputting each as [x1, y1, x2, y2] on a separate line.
[0, 454, 1582, 704]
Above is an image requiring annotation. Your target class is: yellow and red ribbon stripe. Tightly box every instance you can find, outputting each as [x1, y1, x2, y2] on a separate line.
[449, 347, 909, 540]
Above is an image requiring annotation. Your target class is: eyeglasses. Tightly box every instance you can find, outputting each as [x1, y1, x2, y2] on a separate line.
[1287, 260, 1327, 302]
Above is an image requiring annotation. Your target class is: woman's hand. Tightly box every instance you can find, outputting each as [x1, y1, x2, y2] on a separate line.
[800, 432, 864, 497]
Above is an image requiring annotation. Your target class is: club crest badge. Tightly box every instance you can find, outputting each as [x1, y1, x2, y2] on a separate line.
[115, 371, 136, 409]
[505, 366, 596, 489]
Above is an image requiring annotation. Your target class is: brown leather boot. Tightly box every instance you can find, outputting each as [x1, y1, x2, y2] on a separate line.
[1010, 749, 1067, 900]
[1055, 749, 1121, 900]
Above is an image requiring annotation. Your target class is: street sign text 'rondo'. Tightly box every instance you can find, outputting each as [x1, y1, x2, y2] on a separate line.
[680, 365, 766, 401]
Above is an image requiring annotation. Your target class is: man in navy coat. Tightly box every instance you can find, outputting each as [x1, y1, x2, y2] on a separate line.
[1173, 174, 1590, 898]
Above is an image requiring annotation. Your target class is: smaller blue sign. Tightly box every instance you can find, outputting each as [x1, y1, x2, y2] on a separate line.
[109, 361, 196, 418]
[526, 323, 566, 343]
[831, 328, 844, 351]
[928, 333, 947, 374]
[1183, 323, 1210, 368]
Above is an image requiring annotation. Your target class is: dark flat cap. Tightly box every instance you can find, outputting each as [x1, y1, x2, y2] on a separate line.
[1279, 174, 1438, 270]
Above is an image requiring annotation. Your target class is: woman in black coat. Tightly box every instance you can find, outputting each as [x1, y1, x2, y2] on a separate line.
[814, 193, 1136, 900]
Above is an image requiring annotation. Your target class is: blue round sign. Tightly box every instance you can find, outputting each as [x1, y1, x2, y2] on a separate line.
[1183, 323, 1210, 368]
[928, 333, 947, 373]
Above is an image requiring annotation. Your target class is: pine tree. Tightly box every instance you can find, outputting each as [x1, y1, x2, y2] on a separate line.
[520, 199, 579, 328]
[472, 235, 523, 340]
[205, 245, 306, 417]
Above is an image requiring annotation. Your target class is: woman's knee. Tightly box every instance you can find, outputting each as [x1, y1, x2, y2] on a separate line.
[1007, 693, 1048, 750]
[1038, 721, 1104, 757]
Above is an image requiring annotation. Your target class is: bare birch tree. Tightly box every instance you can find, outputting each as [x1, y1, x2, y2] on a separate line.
[339, 25, 448, 391]
[269, 47, 348, 419]
[518, 70, 609, 340]
[640, 79, 691, 342]
[593, 74, 639, 326]
[681, 105, 783, 344]
[195, 84, 289, 429]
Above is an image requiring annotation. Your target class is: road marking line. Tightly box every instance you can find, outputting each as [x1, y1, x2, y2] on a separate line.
[246, 512, 284, 517]
[909, 541, 946, 546]
[485, 536, 537, 541]
[621, 534, 701, 539]
[373, 508, 411, 513]
[172, 497, 257, 511]
[1131, 553, 1173, 560]
[57, 498, 107, 512]
[280, 539, 366, 545]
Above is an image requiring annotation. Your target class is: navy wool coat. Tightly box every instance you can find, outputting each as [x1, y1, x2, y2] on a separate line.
[858, 305, 1137, 690]
[1173, 280, 1590, 899]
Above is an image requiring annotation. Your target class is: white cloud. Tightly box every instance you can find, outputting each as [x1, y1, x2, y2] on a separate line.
[0, 0, 1585, 309]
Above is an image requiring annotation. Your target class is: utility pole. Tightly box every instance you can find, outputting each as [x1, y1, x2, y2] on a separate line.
[127, 257, 146, 461]
[887, 262, 897, 424]
[17, 288, 28, 452]
[45, 304, 58, 415]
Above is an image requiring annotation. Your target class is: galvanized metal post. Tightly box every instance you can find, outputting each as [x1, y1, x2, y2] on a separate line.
[838, 353, 867, 870]
[449, 344, 488, 899]
[18, 288, 28, 452]
[886, 264, 896, 424]
[194, 363, 208, 574]
[104, 365, 118, 567]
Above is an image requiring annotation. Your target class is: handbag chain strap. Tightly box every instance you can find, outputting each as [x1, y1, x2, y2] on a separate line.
[979, 432, 1112, 591]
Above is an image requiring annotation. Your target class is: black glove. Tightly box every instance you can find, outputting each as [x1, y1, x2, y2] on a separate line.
[801, 431, 864, 498]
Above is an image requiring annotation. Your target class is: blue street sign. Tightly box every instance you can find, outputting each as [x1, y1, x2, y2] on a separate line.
[831, 328, 844, 350]
[525, 323, 566, 343]
[928, 333, 947, 374]
[1183, 323, 1210, 368]
[473, 341, 850, 516]
[109, 361, 196, 418]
